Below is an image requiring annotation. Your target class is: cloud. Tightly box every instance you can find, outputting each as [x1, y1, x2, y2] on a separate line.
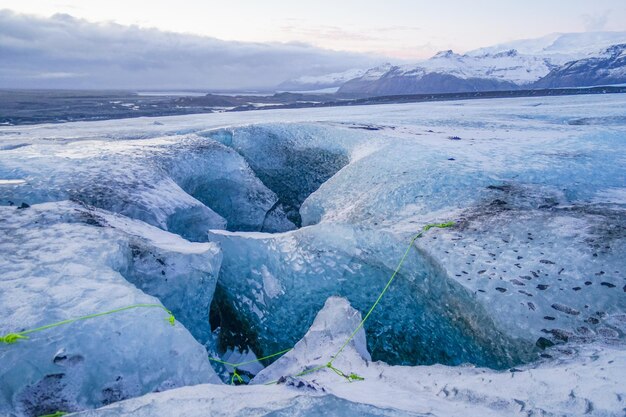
[581, 10, 610, 31]
[279, 24, 423, 43]
[0, 10, 383, 90]
[276, 20, 426, 58]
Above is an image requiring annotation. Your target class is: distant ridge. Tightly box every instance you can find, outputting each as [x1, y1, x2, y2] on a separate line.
[278, 32, 626, 96]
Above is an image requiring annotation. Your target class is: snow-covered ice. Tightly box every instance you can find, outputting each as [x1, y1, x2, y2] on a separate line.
[0, 202, 220, 416]
[1, 94, 625, 416]
[76, 297, 625, 417]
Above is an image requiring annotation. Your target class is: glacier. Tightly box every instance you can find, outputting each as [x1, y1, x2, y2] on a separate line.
[75, 297, 625, 417]
[0, 202, 221, 416]
[207, 225, 528, 370]
[0, 94, 625, 416]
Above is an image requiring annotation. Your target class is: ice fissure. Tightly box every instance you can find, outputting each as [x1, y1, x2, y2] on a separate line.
[207, 225, 533, 373]
[203, 125, 351, 228]
[2, 96, 625, 416]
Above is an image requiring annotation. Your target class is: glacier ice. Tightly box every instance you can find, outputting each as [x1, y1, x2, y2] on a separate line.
[300, 128, 626, 228]
[0, 93, 625, 416]
[75, 383, 428, 417]
[0, 202, 220, 416]
[204, 124, 355, 227]
[78, 297, 626, 417]
[251, 296, 371, 384]
[0, 134, 296, 238]
[253, 297, 626, 416]
[208, 225, 530, 370]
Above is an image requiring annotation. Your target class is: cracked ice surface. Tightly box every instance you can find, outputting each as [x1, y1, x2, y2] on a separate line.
[0, 134, 292, 237]
[0, 202, 221, 416]
[1, 94, 625, 416]
[79, 297, 626, 417]
[251, 298, 626, 417]
[203, 105, 625, 372]
[208, 225, 530, 369]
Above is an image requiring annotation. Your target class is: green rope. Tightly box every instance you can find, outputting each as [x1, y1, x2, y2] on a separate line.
[1, 304, 175, 345]
[209, 347, 292, 368]
[209, 348, 293, 384]
[231, 369, 244, 385]
[0, 333, 28, 344]
[39, 412, 67, 417]
[325, 362, 365, 382]
[263, 221, 455, 385]
[328, 221, 455, 368]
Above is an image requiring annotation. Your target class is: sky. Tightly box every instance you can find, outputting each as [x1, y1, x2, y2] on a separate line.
[1, 0, 625, 89]
[2, 0, 625, 58]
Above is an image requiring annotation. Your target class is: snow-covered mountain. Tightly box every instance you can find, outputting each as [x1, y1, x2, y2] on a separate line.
[534, 43, 626, 88]
[338, 49, 555, 95]
[328, 32, 626, 95]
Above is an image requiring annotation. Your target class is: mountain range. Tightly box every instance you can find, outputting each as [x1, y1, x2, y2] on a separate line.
[279, 32, 626, 96]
